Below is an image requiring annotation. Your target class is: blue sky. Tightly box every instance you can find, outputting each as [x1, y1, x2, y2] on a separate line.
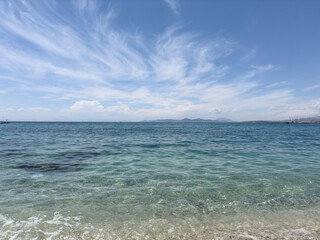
[0, 0, 319, 121]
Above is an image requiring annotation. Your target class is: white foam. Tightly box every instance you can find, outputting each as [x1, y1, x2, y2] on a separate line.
[292, 228, 309, 234]
[240, 231, 259, 240]
[31, 174, 43, 179]
[0, 210, 319, 239]
[0, 212, 83, 240]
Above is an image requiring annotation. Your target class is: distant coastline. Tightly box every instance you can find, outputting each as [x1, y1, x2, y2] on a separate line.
[143, 118, 233, 123]
[2, 116, 320, 124]
[144, 116, 320, 124]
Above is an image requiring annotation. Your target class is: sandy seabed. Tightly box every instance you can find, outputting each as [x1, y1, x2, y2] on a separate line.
[1, 208, 319, 239]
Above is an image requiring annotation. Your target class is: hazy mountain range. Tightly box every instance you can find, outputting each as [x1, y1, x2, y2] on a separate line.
[145, 116, 320, 123]
[144, 118, 233, 123]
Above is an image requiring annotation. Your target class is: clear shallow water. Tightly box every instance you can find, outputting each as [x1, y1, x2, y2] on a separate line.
[0, 122, 319, 239]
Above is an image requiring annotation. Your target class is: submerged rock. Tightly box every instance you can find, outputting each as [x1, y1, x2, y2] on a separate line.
[16, 162, 82, 172]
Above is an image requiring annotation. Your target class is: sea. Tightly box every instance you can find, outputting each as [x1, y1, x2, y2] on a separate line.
[0, 122, 319, 239]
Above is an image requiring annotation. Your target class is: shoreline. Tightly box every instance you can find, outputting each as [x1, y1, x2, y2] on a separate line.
[1, 208, 319, 239]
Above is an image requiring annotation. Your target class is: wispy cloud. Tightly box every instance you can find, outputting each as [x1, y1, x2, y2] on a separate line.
[163, 0, 180, 15]
[16, 107, 50, 112]
[0, 0, 148, 84]
[151, 26, 232, 84]
[241, 47, 257, 61]
[304, 83, 320, 91]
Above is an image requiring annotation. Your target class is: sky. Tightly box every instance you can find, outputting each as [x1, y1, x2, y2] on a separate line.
[0, 0, 320, 121]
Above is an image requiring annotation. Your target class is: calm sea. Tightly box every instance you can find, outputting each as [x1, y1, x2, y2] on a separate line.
[0, 122, 319, 239]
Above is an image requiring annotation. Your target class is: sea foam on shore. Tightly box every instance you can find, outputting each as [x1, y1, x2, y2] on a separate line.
[1, 208, 319, 239]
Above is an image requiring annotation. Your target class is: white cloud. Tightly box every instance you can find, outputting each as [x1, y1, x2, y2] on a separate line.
[304, 83, 320, 91]
[242, 47, 257, 61]
[282, 109, 320, 119]
[19, 107, 50, 112]
[266, 81, 288, 88]
[312, 99, 320, 108]
[250, 64, 274, 72]
[163, 0, 180, 15]
[0, 1, 149, 84]
[237, 64, 274, 80]
[69, 100, 105, 113]
[151, 27, 232, 83]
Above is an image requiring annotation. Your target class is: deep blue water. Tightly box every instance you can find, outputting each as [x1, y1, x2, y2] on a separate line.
[0, 122, 319, 239]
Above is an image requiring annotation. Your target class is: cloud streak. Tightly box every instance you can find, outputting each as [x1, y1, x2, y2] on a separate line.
[163, 0, 180, 15]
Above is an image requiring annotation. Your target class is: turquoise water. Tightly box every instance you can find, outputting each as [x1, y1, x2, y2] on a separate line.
[0, 122, 319, 239]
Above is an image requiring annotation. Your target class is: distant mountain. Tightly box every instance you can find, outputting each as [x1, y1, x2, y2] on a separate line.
[144, 116, 320, 124]
[143, 118, 233, 123]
